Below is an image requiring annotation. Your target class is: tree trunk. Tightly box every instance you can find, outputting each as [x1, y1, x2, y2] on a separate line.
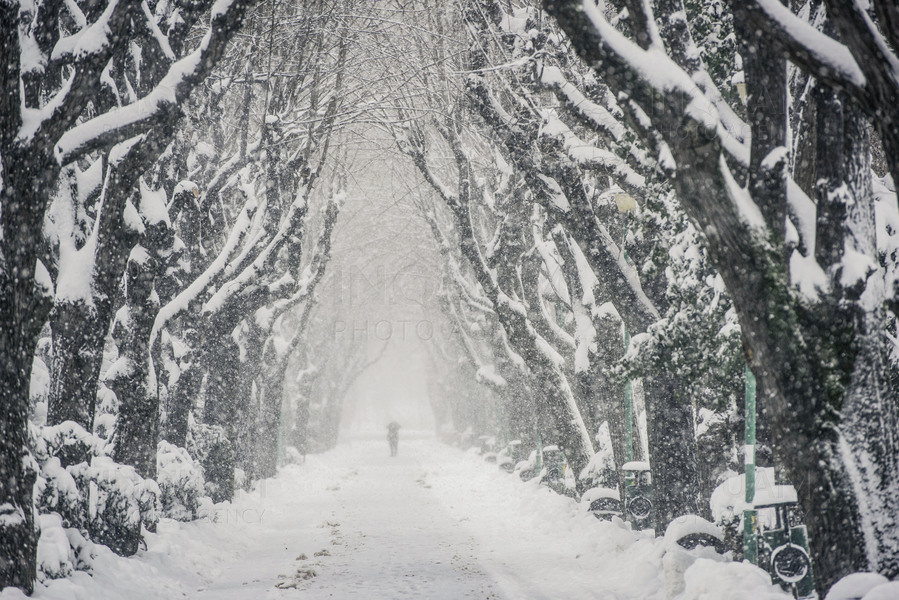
[671, 134, 873, 591]
[0, 285, 40, 593]
[502, 374, 538, 448]
[0, 148, 56, 596]
[588, 309, 628, 470]
[46, 301, 108, 463]
[109, 250, 162, 482]
[160, 328, 203, 448]
[201, 333, 242, 502]
[540, 4, 893, 590]
[46, 143, 161, 464]
[840, 105, 899, 578]
[255, 353, 290, 479]
[106, 219, 174, 555]
[234, 323, 266, 482]
[643, 371, 702, 528]
[255, 384, 284, 478]
[458, 201, 595, 482]
[290, 394, 311, 456]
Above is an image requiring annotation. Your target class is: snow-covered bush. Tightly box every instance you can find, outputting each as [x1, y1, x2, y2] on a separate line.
[284, 445, 305, 465]
[93, 384, 119, 444]
[156, 441, 205, 521]
[36, 513, 74, 582]
[65, 526, 98, 573]
[34, 457, 85, 530]
[81, 457, 160, 556]
[39, 420, 103, 466]
[32, 421, 105, 530]
[31, 421, 161, 557]
[34, 507, 98, 581]
[188, 422, 234, 502]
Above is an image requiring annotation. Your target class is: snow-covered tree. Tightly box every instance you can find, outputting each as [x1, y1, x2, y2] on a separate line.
[543, 0, 899, 590]
[0, 0, 254, 590]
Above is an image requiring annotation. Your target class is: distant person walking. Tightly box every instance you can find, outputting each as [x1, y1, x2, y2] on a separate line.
[387, 421, 400, 457]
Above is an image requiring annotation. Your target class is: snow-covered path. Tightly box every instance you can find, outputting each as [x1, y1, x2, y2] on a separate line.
[190, 436, 502, 599]
[183, 435, 641, 599]
[8, 435, 790, 600]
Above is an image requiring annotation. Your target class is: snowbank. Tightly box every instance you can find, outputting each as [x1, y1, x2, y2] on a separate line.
[2, 438, 800, 600]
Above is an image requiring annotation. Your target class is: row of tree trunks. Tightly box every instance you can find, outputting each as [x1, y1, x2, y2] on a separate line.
[459, 11, 706, 524]
[534, 145, 703, 524]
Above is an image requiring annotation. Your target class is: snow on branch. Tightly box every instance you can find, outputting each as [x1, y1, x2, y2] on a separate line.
[140, 0, 176, 62]
[431, 213, 495, 316]
[55, 0, 254, 166]
[741, 0, 866, 91]
[270, 196, 342, 322]
[542, 0, 755, 172]
[49, 1, 126, 64]
[151, 197, 257, 347]
[539, 65, 626, 143]
[539, 109, 646, 192]
[201, 189, 309, 316]
[19, 1, 135, 145]
[271, 198, 342, 359]
[719, 155, 768, 232]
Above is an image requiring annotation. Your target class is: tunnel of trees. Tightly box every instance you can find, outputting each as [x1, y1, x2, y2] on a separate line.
[1, 0, 898, 597]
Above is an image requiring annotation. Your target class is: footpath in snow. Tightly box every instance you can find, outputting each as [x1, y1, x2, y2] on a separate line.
[3, 435, 791, 600]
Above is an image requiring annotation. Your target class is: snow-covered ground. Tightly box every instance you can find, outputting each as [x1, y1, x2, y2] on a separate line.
[3, 435, 791, 599]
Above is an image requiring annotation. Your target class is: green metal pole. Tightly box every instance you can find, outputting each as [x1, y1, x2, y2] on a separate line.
[623, 324, 633, 463]
[743, 364, 758, 564]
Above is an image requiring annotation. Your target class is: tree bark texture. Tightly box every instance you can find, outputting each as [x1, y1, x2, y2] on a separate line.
[234, 323, 266, 482]
[160, 326, 204, 448]
[254, 354, 290, 479]
[201, 333, 242, 502]
[46, 301, 107, 464]
[642, 371, 702, 527]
